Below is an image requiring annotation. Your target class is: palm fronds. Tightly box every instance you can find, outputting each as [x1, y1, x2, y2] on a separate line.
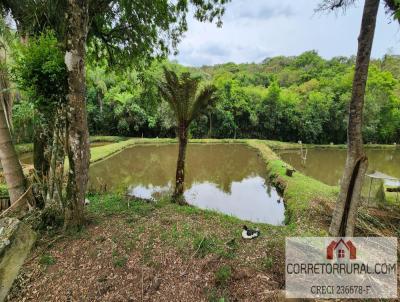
[189, 85, 217, 122]
[158, 67, 216, 125]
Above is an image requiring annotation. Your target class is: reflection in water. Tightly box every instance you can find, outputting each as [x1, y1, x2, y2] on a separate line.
[89, 144, 285, 225]
[386, 179, 400, 187]
[185, 177, 284, 224]
[128, 183, 172, 199]
[279, 148, 400, 186]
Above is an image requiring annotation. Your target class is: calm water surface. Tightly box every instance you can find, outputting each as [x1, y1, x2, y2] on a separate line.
[89, 144, 285, 224]
[0, 151, 33, 168]
[279, 148, 400, 186]
[19, 152, 33, 165]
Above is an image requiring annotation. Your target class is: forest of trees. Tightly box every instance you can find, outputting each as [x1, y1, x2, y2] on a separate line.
[12, 47, 400, 144]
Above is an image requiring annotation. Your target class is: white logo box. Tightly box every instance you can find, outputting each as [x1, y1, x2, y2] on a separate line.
[285, 237, 398, 299]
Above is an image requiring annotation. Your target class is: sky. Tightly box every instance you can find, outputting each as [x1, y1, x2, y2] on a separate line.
[170, 0, 400, 66]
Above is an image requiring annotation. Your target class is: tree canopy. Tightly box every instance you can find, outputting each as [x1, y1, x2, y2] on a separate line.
[1, 0, 230, 66]
[11, 50, 400, 144]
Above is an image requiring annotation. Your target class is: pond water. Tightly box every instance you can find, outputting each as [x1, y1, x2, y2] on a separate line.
[19, 152, 33, 165]
[0, 152, 33, 168]
[278, 148, 400, 186]
[89, 144, 285, 225]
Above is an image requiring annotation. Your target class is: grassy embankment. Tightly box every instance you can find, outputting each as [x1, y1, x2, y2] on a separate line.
[6, 137, 399, 301]
[13, 136, 128, 156]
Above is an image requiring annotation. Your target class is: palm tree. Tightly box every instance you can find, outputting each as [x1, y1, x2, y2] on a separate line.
[0, 18, 34, 209]
[0, 66, 26, 204]
[158, 67, 216, 204]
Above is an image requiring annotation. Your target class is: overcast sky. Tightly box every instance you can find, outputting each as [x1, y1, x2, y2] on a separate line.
[170, 0, 400, 66]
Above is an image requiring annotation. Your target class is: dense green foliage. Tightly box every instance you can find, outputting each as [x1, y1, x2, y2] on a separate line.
[12, 32, 67, 109]
[11, 32, 67, 143]
[12, 50, 400, 144]
[200, 51, 400, 143]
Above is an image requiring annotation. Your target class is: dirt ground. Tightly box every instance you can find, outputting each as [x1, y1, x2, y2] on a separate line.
[7, 196, 291, 302]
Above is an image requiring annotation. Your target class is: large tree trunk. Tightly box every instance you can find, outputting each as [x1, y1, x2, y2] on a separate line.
[64, 0, 90, 229]
[329, 0, 379, 237]
[173, 123, 188, 205]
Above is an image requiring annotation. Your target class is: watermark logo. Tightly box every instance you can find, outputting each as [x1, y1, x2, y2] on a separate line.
[326, 238, 356, 260]
[286, 237, 397, 299]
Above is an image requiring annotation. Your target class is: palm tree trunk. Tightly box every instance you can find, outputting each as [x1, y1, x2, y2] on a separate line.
[173, 123, 188, 205]
[0, 94, 26, 204]
[329, 0, 379, 237]
[0, 42, 36, 213]
[64, 0, 90, 229]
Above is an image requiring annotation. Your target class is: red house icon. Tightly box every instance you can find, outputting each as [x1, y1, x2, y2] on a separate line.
[326, 239, 356, 260]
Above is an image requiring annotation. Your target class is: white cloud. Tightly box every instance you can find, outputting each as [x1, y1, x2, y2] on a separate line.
[171, 0, 400, 66]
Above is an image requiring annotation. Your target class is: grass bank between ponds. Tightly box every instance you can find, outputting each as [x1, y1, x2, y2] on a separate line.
[13, 136, 128, 156]
[89, 136, 127, 143]
[15, 143, 33, 154]
[265, 140, 399, 151]
[246, 140, 337, 233]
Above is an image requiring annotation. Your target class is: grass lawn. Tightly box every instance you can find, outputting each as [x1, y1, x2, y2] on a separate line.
[15, 143, 33, 154]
